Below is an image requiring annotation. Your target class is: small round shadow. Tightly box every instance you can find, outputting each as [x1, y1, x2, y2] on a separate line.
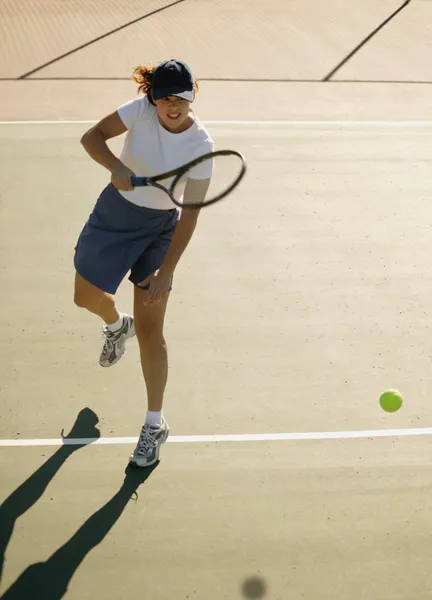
[241, 575, 267, 598]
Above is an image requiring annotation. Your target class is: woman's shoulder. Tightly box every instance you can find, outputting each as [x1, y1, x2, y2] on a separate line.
[189, 116, 215, 149]
[133, 95, 158, 119]
[117, 95, 157, 128]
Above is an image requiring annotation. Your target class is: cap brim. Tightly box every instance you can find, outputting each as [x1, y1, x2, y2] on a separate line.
[152, 87, 195, 102]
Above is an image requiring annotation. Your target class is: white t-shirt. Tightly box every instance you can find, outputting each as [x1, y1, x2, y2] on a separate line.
[116, 96, 214, 209]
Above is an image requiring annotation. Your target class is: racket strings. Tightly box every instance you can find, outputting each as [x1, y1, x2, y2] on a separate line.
[172, 153, 245, 207]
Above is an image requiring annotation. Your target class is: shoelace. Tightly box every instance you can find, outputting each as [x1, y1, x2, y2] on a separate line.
[101, 327, 115, 353]
[101, 325, 124, 354]
[136, 425, 158, 455]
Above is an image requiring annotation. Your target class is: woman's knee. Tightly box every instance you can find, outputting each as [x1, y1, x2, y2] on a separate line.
[136, 323, 166, 348]
[137, 331, 166, 360]
[74, 286, 91, 308]
[134, 310, 166, 350]
[134, 287, 168, 342]
[74, 273, 108, 310]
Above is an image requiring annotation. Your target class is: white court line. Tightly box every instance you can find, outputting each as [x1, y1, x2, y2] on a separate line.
[1, 120, 432, 126]
[0, 428, 431, 447]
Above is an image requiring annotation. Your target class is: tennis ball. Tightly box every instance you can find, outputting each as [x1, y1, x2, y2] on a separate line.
[379, 389, 403, 413]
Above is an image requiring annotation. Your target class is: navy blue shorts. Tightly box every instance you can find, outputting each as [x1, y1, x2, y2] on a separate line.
[74, 184, 179, 294]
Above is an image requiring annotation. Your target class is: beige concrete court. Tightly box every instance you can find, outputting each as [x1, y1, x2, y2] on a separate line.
[1, 1, 432, 599]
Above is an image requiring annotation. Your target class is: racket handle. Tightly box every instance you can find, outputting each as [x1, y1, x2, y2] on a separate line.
[130, 177, 148, 187]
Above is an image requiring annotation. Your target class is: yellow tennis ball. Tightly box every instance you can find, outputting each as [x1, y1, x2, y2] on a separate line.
[379, 389, 403, 412]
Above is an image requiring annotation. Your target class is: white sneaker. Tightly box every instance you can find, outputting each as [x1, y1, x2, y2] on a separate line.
[129, 418, 170, 467]
[99, 315, 135, 367]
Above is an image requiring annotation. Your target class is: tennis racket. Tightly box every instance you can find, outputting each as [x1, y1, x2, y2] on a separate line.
[130, 149, 246, 209]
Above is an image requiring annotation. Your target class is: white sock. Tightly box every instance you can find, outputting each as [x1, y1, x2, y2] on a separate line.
[145, 410, 162, 428]
[107, 313, 124, 332]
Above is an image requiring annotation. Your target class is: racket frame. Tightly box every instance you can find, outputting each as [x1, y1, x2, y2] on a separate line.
[130, 149, 246, 209]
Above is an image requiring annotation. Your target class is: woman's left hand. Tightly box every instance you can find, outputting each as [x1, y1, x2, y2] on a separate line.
[138, 269, 172, 305]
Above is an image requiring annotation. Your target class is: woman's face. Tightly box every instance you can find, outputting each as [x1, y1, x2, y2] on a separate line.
[154, 95, 191, 132]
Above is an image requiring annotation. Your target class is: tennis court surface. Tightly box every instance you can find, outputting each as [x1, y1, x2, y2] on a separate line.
[1, 1, 432, 598]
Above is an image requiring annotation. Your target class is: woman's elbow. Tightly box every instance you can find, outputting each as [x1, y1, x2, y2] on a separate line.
[80, 129, 90, 147]
[80, 127, 98, 147]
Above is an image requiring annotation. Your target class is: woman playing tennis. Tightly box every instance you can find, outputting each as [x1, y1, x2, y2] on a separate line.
[74, 59, 214, 467]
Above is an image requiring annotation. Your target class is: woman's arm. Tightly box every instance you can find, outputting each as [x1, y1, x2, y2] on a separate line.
[80, 112, 134, 191]
[141, 209, 200, 305]
[158, 177, 210, 275]
[142, 177, 210, 304]
[159, 208, 200, 277]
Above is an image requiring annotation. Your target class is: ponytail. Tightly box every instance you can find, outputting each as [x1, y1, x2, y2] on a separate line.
[132, 65, 156, 104]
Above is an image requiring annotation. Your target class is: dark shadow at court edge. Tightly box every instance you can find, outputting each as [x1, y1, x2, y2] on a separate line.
[0, 408, 157, 600]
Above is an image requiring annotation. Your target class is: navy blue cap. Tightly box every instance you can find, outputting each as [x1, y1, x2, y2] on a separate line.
[152, 59, 195, 102]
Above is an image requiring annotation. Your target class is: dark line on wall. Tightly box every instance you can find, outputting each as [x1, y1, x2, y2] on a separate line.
[17, 0, 188, 80]
[322, 0, 412, 81]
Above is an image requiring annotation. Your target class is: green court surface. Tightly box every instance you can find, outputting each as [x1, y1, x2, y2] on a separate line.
[1, 1, 432, 598]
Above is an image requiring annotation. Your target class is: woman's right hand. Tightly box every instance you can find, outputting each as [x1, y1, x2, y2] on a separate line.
[111, 163, 136, 191]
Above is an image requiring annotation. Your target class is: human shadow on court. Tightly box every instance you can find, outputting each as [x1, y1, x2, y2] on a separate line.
[0, 409, 157, 599]
[0, 407, 100, 584]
